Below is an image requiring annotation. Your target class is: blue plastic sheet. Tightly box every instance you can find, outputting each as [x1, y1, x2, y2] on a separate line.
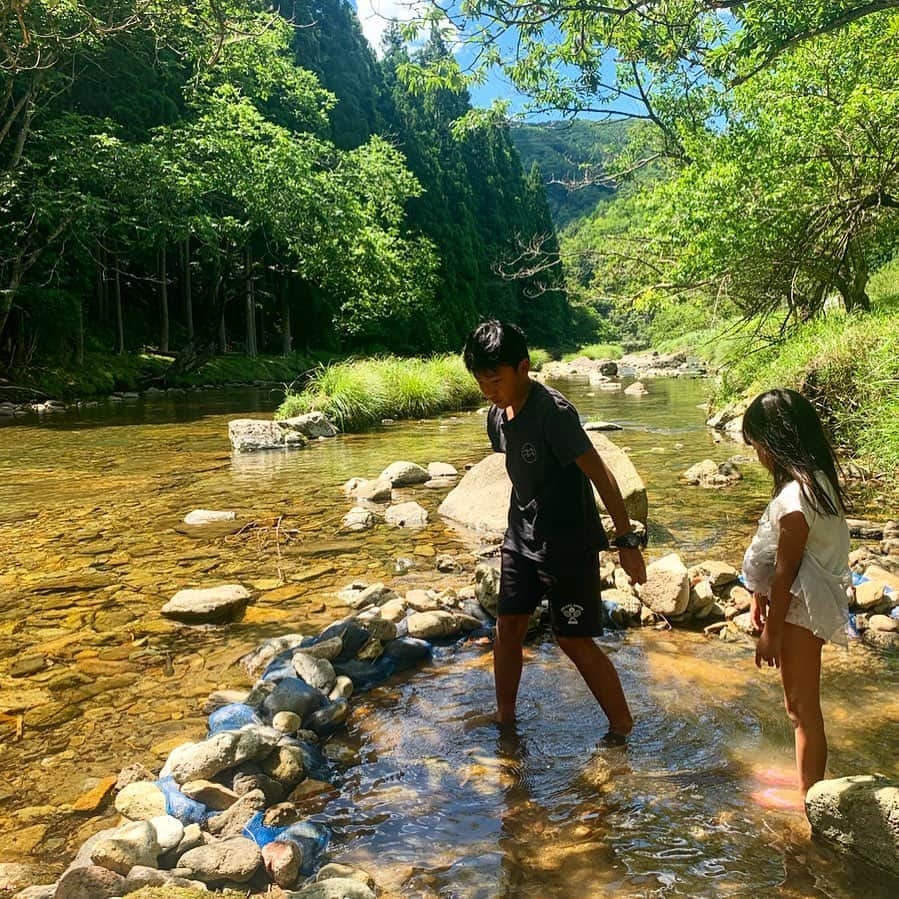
[156, 776, 209, 826]
[207, 703, 261, 735]
[243, 811, 329, 874]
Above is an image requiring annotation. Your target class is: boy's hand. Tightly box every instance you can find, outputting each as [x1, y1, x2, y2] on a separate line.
[755, 625, 782, 669]
[750, 592, 768, 631]
[619, 547, 646, 585]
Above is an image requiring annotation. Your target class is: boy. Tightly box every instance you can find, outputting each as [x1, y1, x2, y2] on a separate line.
[463, 320, 647, 743]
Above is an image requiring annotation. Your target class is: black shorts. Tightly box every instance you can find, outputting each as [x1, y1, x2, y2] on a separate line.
[498, 548, 604, 637]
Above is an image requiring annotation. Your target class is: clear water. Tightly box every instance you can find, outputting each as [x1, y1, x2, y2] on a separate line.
[0, 377, 896, 895]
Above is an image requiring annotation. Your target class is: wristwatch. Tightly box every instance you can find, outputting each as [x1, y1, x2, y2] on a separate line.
[612, 530, 646, 549]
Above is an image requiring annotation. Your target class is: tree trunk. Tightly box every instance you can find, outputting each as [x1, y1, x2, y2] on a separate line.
[76, 298, 84, 366]
[847, 240, 871, 312]
[114, 256, 124, 355]
[244, 245, 257, 358]
[182, 237, 194, 340]
[97, 248, 107, 323]
[159, 247, 169, 353]
[281, 276, 292, 356]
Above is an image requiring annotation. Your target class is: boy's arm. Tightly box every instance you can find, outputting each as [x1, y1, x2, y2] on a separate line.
[576, 446, 647, 584]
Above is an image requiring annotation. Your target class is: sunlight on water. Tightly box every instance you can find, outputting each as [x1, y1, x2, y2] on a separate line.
[0, 377, 896, 895]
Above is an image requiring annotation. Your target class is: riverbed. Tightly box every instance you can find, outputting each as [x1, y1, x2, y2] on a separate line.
[0, 377, 896, 895]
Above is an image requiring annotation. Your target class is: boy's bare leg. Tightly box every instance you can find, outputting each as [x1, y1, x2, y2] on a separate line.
[556, 636, 633, 736]
[494, 614, 531, 724]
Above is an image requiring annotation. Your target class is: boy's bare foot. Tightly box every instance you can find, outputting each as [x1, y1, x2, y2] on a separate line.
[597, 730, 629, 748]
[751, 785, 805, 812]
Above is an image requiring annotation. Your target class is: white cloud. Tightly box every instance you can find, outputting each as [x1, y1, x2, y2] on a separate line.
[354, 0, 460, 57]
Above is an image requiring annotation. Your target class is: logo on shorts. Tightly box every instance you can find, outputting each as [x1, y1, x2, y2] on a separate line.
[521, 442, 538, 464]
[560, 603, 584, 626]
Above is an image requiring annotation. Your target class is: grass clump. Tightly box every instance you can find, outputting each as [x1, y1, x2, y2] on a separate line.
[276, 354, 482, 432]
[561, 342, 624, 362]
[529, 348, 552, 370]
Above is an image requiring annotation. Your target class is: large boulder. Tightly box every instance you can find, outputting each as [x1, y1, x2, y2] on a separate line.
[229, 419, 307, 452]
[379, 461, 430, 486]
[683, 459, 743, 488]
[639, 554, 690, 617]
[439, 433, 648, 534]
[278, 411, 338, 439]
[806, 775, 899, 876]
[161, 584, 251, 624]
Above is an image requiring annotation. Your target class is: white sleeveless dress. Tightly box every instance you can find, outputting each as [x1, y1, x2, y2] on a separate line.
[742, 475, 851, 646]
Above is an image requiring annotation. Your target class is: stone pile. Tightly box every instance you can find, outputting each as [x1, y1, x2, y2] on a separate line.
[25, 574, 497, 899]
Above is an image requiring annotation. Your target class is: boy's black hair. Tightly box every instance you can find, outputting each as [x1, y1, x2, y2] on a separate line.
[463, 320, 530, 373]
[742, 388, 847, 515]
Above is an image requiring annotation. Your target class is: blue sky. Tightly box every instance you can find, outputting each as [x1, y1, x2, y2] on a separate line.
[351, 1, 644, 121]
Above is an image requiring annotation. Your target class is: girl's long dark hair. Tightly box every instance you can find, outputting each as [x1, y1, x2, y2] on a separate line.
[742, 388, 847, 515]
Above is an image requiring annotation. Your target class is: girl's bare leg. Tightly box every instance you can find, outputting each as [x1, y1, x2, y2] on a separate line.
[780, 622, 826, 795]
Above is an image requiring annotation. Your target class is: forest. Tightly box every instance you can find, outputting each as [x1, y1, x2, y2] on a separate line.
[0, 0, 569, 382]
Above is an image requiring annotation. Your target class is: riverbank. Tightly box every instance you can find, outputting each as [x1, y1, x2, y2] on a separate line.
[1, 350, 337, 406]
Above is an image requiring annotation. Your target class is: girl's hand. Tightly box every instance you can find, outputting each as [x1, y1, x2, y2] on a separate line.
[755, 625, 782, 669]
[750, 592, 768, 631]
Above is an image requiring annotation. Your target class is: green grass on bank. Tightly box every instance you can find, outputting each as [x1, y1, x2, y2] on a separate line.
[276, 354, 483, 432]
[560, 342, 624, 362]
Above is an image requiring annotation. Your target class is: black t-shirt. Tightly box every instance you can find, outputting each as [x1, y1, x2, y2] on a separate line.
[487, 381, 608, 562]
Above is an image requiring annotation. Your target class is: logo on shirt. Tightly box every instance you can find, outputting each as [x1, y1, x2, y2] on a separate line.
[560, 603, 584, 625]
[521, 442, 538, 464]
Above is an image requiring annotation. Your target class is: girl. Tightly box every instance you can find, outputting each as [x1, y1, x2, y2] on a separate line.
[741, 388, 851, 797]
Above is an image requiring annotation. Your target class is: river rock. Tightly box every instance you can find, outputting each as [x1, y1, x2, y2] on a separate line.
[428, 462, 458, 478]
[230, 767, 284, 806]
[279, 411, 338, 439]
[624, 380, 648, 396]
[475, 563, 501, 618]
[229, 419, 306, 452]
[14, 886, 55, 899]
[305, 699, 350, 739]
[160, 726, 279, 784]
[90, 820, 160, 875]
[329, 675, 354, 701]
[583, 420, 622, 431]
[316, 863, 376, 889]
[689, 560, 740, 589]
[341, 507, 374, 531]
[863, 629, 899, 650]
[178, 836, 262, 883]
[351, 478, 392, 503]
[639, 554, 690, 617]
[262, 678, 327, 721]
[121, 866, 208, 892]
[806, 775, 899, 876]
[207, 789, 267, 837]
[339, 582, 394, 610]
[114, 781, 167, 820]
[263, 840, 303, 888]
[385, 502, 428, 528]
[406, 610, 459, 639]
[183, 509, 236, 525]
[863, 564, 899, 592]
[688, 580, 716, 617]
[404, 589, 439, 612]
[149, 814, 184, 852]
[439, 432, 647, 532]
[54, 864, 126, 899]
[161, 584, 251, 623]
[869, 614, 898, 632]
[292, 653, 337, 693]
[295, 878, 377, 899]
[380, 461, 430, 486]
[273, 711, 302, 734]
[241, 634, 306, 677]
[379, 597, 408, 622]
[854, 580, 889, 612]
[361, 618, 397, 642]
[683, 459, 743, 488]
[180, 780, 240, 811]
[303, 636, 344, 661]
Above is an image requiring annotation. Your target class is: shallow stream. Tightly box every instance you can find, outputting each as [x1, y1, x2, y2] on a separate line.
[0, 377, 896, 895]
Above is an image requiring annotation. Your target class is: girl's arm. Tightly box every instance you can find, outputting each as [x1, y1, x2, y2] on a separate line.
[756, 510, 809, 668]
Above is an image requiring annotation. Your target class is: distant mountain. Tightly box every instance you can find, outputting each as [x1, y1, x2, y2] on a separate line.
[511, 120, 631, 229]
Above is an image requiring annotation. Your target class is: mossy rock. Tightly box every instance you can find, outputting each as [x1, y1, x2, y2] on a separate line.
[125, 889, 245, 899]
